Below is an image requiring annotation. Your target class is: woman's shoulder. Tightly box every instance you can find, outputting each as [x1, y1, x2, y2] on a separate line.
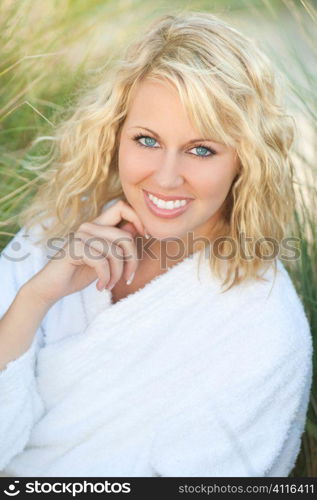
[198, 257, 313, 415]
[0, 221, 52, 323]
[257, 259, 312, 346]
[0, 222, 51, 288]
[249, 259, 312, 373]
[202, 257, 313, 367]
[229, 259, 311, 329]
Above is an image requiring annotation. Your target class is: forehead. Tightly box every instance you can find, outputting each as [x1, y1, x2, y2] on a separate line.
[127, 78, 184, 113]
[124, 78, 201, 134]
[123, 75, 236, 148]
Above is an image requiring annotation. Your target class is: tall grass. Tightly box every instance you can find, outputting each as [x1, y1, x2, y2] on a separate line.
[277, 0, 317, 478]
[0, 0, 316, 477]
[244, 0, 317, 477]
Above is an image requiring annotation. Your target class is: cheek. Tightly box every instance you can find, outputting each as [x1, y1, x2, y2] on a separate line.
[118, 142, 152, 184]
[188, 162, 235, 205]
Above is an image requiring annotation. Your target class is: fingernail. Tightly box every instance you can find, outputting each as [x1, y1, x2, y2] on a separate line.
[126, 271, 135, 285]
[144, 233, 150, 239]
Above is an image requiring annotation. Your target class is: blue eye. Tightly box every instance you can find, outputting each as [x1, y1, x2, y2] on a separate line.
[133, 134, 158, 148]
[132, 133, 216, 159]
[189, 145, 216, 159]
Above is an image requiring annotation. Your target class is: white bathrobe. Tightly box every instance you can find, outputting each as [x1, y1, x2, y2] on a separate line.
[0, 214, 313, 477]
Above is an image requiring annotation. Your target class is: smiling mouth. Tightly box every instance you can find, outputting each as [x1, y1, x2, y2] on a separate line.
[143, 188, 194, 202]
[143, 189, 193, 218]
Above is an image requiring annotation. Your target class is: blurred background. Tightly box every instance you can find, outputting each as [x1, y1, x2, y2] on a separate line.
[0, 0, 316, 477]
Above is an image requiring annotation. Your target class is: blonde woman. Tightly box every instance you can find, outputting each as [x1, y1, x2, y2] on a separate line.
[0, 11, 313, 477]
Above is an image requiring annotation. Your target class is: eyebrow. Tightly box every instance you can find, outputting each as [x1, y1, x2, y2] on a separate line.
[128, 126, 219, 146]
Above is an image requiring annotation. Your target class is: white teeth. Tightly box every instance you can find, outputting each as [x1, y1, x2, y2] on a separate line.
[147, 193, 188, 210]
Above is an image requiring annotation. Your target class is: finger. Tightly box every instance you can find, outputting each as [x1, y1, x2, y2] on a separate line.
[70, 236, 111, 290]
[81, 249, 111, 291]
[93, 200, 146, 237]
[74, 229, 111, 258]
[102, 244, 125, 290]
[77, 223, 138, 283]
[119, 221, 138, 238]
[75, 230, 124, 289]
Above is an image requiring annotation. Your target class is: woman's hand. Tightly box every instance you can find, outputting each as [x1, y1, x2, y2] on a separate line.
[23, 200, 147, 306]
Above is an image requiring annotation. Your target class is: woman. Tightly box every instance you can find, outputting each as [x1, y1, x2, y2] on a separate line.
[0, 11, 313, 477]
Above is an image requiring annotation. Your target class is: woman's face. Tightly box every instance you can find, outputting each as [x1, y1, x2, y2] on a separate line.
[118, 78, 238, 244]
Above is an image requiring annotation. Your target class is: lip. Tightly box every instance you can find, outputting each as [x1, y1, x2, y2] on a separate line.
[143, 189, 193, 219]
[143, 189, 194, 201]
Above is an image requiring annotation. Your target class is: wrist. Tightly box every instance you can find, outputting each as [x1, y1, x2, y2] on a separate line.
[19, 281, 57, 311]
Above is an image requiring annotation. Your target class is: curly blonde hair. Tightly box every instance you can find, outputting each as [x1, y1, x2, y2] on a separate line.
[17, 10, 295, 292]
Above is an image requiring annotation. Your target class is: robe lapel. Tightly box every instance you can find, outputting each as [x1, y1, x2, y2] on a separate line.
[36, 246, 219, 407]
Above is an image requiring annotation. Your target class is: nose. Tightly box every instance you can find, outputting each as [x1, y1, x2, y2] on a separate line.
[151, 150, 184, 189]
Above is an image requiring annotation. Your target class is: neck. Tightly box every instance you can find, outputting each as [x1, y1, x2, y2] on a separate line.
[137, 231, 209, 272]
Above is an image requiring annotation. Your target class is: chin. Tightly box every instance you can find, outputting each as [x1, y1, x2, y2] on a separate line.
[147, 226, 188, 241]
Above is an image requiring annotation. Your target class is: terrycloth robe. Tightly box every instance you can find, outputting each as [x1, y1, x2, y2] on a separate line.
[0, 219, 313, 477]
